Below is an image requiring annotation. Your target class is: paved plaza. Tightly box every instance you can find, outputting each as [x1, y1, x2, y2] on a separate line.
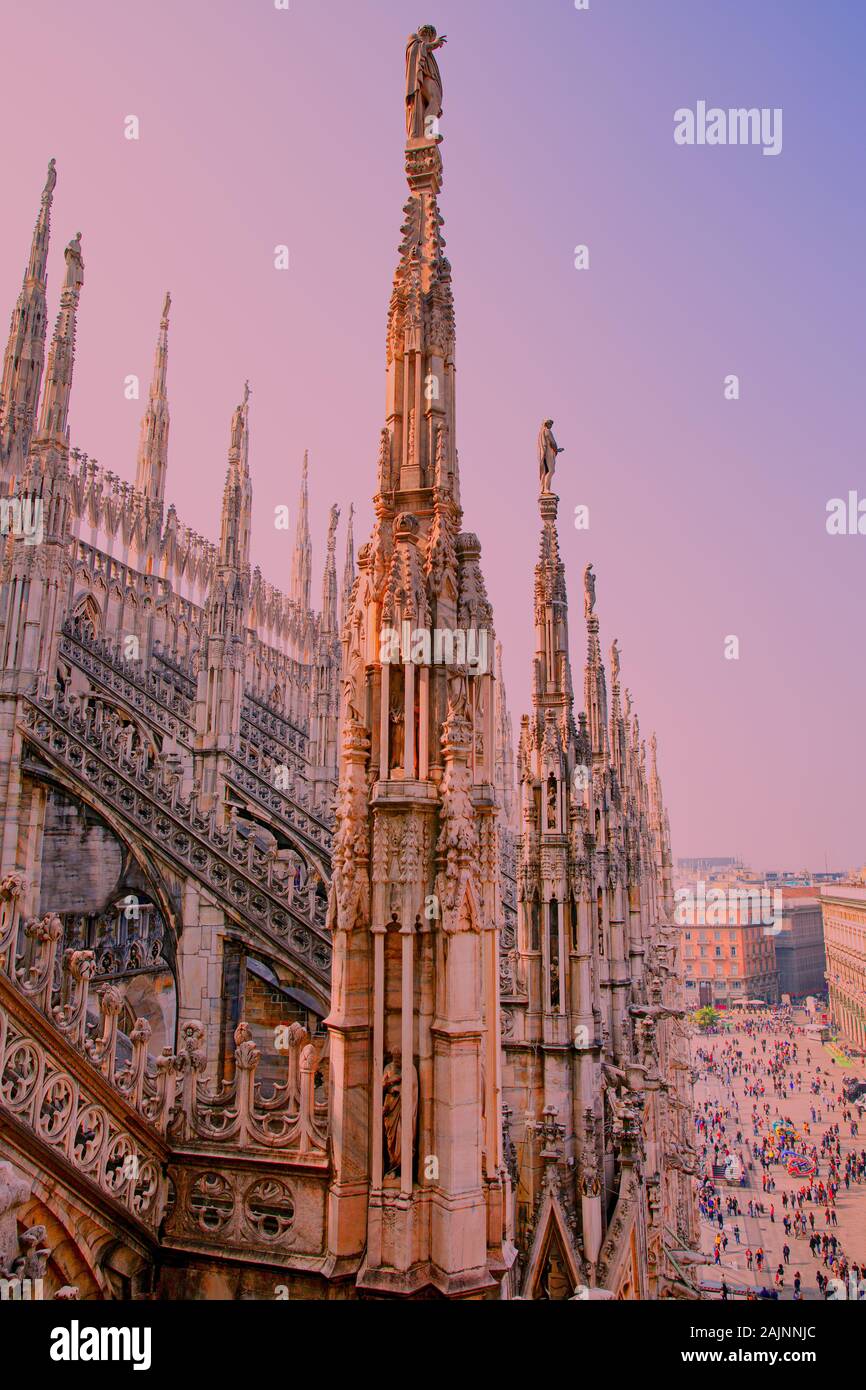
[691, 1010, 866, 1299]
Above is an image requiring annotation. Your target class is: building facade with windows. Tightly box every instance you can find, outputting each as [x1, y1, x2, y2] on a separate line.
[821, 883, 866, 1050]
[678, 900, 779, 1007]
[773, 890, 826, 1000]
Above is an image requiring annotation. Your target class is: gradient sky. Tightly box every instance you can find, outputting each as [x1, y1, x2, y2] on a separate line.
[1, 0, 863, 870]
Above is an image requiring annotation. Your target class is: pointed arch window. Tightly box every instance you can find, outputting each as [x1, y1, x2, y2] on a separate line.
[71, 594, 101, 642]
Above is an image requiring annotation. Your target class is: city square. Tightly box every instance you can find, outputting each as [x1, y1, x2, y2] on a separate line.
[692, 1007, 866, 1300]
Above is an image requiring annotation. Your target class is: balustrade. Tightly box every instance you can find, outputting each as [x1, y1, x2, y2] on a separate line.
[19, 690, 332, 987]
[0, 877, 329, 1163]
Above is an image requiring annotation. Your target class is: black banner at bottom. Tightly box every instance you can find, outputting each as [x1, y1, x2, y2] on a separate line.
[1, 1295, 856, 1378]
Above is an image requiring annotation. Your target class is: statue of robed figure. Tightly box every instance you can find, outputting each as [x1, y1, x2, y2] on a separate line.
[405, 26, 447, 139]
[383, 1055, 418, 1176]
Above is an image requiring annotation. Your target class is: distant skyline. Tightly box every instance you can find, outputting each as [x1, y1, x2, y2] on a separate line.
[1, 0, 863, 866]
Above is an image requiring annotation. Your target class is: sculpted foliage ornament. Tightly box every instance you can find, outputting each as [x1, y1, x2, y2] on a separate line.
[327, 726, 371, 933]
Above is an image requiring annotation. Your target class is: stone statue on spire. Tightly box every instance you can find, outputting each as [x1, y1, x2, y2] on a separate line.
[327, 502, 340, 553]
[405, 26, 447, 140]
[537, 419, 564, 495]
[229, 383, 249, 457]
[583, 563, 596, 619]
[65, 233, 85, 289]
[610, 639, 620, 684]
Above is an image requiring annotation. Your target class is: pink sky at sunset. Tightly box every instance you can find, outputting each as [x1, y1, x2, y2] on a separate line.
[1, 0, 863, 870]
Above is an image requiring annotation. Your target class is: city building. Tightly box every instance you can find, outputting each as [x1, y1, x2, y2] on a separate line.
[677, 882, 779, 1006]
[773, 888, 826, 1000]
[821, 882, 866, 1051]
[0, 29, 696, 1300]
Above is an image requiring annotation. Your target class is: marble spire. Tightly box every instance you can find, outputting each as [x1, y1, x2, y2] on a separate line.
[339, 501, 355, 633]
[218, 382, 252, 572]
[135, 291, 171, 508]
[320, 503, 340, 635]
[34, 230, 84, 449]
[291, 451, 312, 610]
[0, 161, 57, 464]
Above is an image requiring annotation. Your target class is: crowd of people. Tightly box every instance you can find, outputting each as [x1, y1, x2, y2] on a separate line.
[691, 1008, 866, 1300]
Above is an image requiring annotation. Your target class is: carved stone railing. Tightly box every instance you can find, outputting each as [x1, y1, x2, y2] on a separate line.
[228, 747, 332, 860]
[242, 690, 308, 756]
[61, 619, 334, 848]
[60, 619, 194, 744]
[0, 877, 167, 1235]
[0, 877, 329, 1167]
[60, 905, 171, 981]
[147, 1020, 328, 1155]
[19, 691, 332, 992]
[151, 643, 198, 703]
[239, 712, 308, 781]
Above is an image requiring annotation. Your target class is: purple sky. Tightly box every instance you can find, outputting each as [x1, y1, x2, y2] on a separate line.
[1, 0, 863, 870]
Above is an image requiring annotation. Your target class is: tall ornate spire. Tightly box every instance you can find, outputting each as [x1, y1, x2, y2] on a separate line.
[218, 382, 252, 572]
[321, 503, 340, 635]
[532, 491, 577, 736]
[34, 231, 84, 449]
[135, 291, 171, 508]
[327, 29, 511, 1298]
[194, 385, 252, 797]
[582, 561, 608, 760]
[506, 463, 608, 1284]
[494, 639, 517, 830]
[291, 451, 312, 611]
[381, 25, 456, 502]
[339, 502, 355, 633]
[608, 637, 626, 786]
[1, 160, 57, 466]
